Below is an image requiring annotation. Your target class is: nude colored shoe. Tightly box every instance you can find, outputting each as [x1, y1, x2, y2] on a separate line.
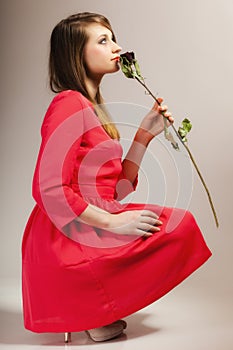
[85, 320, 126, 342]
[64, 320, 127, 343]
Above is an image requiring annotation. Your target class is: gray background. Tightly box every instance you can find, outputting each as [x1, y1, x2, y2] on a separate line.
[0, 0, 232, 320]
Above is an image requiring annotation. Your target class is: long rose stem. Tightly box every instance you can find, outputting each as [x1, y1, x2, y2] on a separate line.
[135, 76, 219, 228]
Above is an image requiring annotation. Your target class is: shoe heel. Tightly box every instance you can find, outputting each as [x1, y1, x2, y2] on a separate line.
[64, 332, 71, 343]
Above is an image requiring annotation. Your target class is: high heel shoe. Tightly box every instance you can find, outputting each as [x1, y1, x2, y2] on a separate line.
[64, 320, 127, 343]
[118, 319, 127, 329]
[85, 320, 126, 342]
[64, 332, 71, 343]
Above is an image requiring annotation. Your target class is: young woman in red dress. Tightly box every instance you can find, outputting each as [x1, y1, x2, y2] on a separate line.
[22, 12, 212, 343]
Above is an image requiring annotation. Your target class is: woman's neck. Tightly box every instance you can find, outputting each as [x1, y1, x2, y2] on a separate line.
[85, 75, 103, 101]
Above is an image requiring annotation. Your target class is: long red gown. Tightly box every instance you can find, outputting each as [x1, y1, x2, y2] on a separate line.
[22, 90, 212, 333]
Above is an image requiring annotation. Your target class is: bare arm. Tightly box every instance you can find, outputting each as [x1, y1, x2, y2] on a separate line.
[77, 203, 162, 237]
[121, 98, 174, 185]
[121, 129, 151, 185]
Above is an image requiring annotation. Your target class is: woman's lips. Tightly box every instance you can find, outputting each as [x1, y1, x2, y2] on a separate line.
[112, 56, 120, 61]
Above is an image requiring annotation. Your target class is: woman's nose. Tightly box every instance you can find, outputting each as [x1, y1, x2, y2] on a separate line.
[112, 42, 122, 53]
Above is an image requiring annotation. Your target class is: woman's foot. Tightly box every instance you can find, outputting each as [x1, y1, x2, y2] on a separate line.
[85, 319, 127, 342]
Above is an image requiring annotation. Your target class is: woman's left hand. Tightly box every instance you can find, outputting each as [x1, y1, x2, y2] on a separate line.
[136, 97, 174, 145]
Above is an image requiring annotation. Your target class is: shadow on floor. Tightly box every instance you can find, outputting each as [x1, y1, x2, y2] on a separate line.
[0, 308, 161, 346]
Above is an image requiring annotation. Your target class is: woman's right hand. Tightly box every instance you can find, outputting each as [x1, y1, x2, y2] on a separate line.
[106, 210, 162, 237]
[78, 205, 162, 238]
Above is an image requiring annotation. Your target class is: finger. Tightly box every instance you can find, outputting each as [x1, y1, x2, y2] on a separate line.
[138, 223, 161, 232]
[152, 97, 163, 110]
[164, 112, 174, 122]
[143, 233, 153, 238]
[136, 229, 153, 238]
[142, 233, 153, 238]
[167, 116, 174, 123]
[156, 97, 163, 105]
[141, 210, 159, 219]
[141, 228, 161, 239]
[142, 216, 163, 226]
[158, 105, 168, 113]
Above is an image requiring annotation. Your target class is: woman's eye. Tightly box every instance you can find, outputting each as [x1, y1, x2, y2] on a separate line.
[99, 38, 107, 44]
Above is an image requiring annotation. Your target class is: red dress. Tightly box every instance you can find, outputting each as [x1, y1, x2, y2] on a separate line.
[22, 90, 211, 333]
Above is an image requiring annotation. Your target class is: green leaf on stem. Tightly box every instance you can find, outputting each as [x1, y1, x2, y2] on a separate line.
[178, 118, 192, 142]
[134, 60, 143, 79]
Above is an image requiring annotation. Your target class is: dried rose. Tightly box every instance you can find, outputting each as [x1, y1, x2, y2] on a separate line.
[119, 51, 219, 227]
[120, 51, 178, 150]
[120, 52, 142, 79]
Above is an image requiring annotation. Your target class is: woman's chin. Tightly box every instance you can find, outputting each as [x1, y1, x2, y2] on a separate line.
[110, 63, 121, 73]
[102, 63, 120, 75]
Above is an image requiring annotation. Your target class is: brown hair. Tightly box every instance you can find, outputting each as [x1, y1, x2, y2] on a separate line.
[49, 12, 119, 139]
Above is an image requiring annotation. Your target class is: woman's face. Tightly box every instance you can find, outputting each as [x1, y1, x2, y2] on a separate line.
[84, 23, 122, 79]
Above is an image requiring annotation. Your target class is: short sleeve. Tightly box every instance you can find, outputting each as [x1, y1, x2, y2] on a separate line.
[32, 91, 91, 230]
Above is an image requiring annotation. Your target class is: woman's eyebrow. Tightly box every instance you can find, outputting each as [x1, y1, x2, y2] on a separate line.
[98, 33, 108, 38]
[98, 32, 113, 39]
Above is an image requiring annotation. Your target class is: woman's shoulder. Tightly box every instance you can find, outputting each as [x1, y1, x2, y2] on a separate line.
[45, 90, 93, 120]
[41, 90, 93, 136]
[50, 90, 92, 109]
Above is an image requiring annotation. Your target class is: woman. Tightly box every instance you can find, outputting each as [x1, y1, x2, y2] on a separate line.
[22, 12, 212, 343]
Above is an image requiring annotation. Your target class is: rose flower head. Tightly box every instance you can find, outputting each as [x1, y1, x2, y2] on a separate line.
[120, 51, 143, 79]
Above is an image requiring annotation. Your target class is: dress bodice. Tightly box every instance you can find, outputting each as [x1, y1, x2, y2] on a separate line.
[72, 124, 124, 201]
